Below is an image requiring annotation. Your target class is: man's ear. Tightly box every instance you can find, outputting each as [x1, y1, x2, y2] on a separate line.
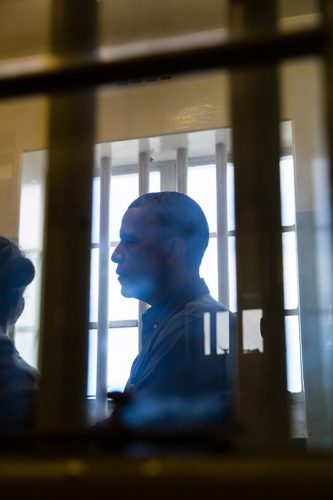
[165, 237, 186, 264]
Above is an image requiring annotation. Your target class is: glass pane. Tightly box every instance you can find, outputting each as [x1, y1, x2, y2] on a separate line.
[19, 153, 46, 250]
[285, 316, 303, 393]
[281, 56, 333, 449]
[188, 164, 217, 233]
[89, 248, 99, 323]
[15, 251, 41, 331]
[227, 163, 236, 232]
[99, 1, 229, 46]
[108, 327, 139, 392]
[16, 151, 47, 369]
[149, 170, 160, 192]
[87, 330, 97, 397]
[0, 1, 51, 60]
[216, 311, 230, 353]
[280, 156, 296, 227]
[91, 177, 100, 244]
[242, 309, 263, 352]
[228, 236, 237, 312]
[278, 0, 321, 33]
[282, 231, 299, 310]
[87, 326, 138, 397]
[109, 259, 139, 321]
[200, 237, 218, 300]
[14, 330, 38, 368]
[110, 173, 139, 242]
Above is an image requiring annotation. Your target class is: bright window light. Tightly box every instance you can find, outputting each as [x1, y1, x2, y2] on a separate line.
[285, 316, 303, 393]
[108, 259, 138, 321]
[227, 163, 235, 232]
[19, 183, 43, 250]
[200, 237, 218, 300]
[110, 173, 139, 241]
[91, 177, 100, 244]
[228, 236, 237, 313]
[89, 248, 99, 323]
[188, 164, 217, 233]
[87, 330, 98, 397]
[107, 327, 139, 392]
[282, 231, 299, 310]
[280, 157, 296, 227]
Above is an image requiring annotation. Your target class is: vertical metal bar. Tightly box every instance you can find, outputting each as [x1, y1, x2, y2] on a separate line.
[138, 151, 150, 350]
[96, 144, 111, 419]
[321, 0, 333, 440]
[216, 142, 229, 308]
[323, 0, 333, 221]
[177, 147, 188, 194]
[139, 151, 150, 195]
[37, 0, 97, 431]
[230, 0, 290, 446]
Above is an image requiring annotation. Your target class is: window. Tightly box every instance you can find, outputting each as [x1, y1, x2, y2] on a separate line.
[15, 151, 46, 367]
[17, 124, 302, 403]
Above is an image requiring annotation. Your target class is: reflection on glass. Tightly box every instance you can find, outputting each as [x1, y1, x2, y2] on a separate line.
[242, 309, 263, 352]
[188, 164, 217, 233]
[203, 312, 211, 356]
[216, 311, 230, 353]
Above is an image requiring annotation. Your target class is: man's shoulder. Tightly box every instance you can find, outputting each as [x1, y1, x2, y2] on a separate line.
[163, 293, 233, 330]
[185, 293, 230, 315]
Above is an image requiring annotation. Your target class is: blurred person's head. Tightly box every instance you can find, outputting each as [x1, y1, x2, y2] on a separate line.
[0, 237, 35, 333]
[111, 192, 209, 305]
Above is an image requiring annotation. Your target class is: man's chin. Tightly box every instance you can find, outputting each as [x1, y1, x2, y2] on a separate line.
[120, 283, 141, 300]
[120, 281, 152, 303]
[120, 286, 135, 298]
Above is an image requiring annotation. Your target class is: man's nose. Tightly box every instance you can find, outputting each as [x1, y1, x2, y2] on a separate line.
[111, 244, 123, 263]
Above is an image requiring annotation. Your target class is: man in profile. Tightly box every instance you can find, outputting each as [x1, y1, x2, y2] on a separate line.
[111, 192, 232, 428]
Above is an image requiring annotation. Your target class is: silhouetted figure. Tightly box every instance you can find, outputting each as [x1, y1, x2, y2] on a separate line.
[0, 237, 38, 432]
[110, 192, 233, 430]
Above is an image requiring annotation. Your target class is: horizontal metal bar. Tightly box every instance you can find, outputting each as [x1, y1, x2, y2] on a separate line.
[0, 27, 325, 100]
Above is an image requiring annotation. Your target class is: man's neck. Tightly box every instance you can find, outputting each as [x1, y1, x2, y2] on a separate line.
[148, 269, 200, 307]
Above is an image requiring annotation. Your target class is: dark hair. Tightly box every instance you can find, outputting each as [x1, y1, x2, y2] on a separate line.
[129, 192, 209, 268]
[0, 237, 35, 331]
